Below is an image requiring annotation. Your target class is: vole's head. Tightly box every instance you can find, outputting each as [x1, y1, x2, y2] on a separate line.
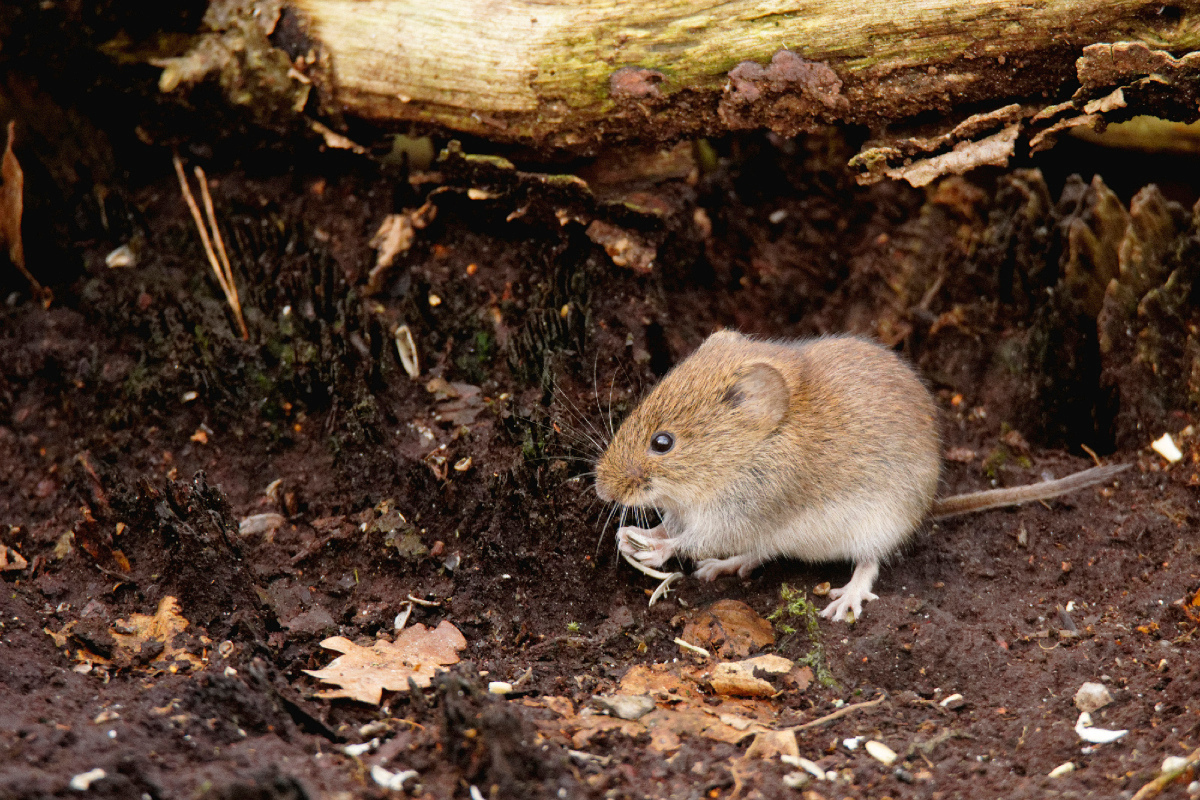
[595, 330, 790, 510]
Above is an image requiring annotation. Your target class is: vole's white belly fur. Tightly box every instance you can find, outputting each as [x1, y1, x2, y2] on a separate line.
[668, 492, 919, 566]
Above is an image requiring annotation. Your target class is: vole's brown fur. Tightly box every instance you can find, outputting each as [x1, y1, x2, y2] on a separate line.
[596, 330, 1127, 622]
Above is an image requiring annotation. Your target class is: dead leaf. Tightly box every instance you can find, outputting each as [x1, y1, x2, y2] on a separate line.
[46, 596, 208, 671]
[538, 663, 786, 754]
[710, 654, 796, 698]
[110, 596, 206, 669]
[744, 729, 800, 760]
[618, 662, 696, 700]
[785, 665, 814, 692]
[944, 447, 976, 463]
[585, 220, 656, 273]
[304, 620, 467, 704]
[679, 599, 774, 659]
[426, 378, 484, 426]
[0, 543, 28, 571]
[0, 121, 47, 305]
[370, 214, 414, 272]
[311, 120, 366, 154]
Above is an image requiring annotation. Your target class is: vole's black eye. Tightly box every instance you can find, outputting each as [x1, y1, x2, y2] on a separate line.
[649, 432, 674, 454]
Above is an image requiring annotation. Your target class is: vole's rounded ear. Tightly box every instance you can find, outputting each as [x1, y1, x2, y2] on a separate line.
[723, 362, 788, 430]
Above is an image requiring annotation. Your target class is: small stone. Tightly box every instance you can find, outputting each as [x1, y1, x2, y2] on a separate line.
[865, 740, 897, 765]
[782, 771, 811, 789]
[894, 767, 915, 783]
[488, 681, 513, 695]
[1161, 756, 1189, 773]
[1074, 682, 1113, 713]
[811, 582, 831, 596]
[593, 694, 656, 721]
[939, 693, 965, 710]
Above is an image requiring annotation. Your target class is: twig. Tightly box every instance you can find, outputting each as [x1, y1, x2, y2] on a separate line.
[1131, 746, 1200, 800]
[785, 693, 887, 732]
[673, 637, 710, 658]
[172, 155, 248, 340]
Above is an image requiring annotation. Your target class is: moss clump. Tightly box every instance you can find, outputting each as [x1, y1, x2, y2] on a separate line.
[768, 583, 835, 687]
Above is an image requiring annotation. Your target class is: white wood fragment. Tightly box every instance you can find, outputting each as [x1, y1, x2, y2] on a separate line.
[371, 765, 418, 791]
[1151, 433, 1182, 463]
[1075, 712, 1127, 744]
[70, 769, 106, 791]
[1048, 761, 1076, 777]
[780, 755, 827, 780]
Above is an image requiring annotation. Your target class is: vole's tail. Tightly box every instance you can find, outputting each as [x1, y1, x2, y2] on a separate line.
[930, 463, 1131, 520]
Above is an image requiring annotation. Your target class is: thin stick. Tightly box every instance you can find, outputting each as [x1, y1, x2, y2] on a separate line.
[195, 166, 244, 330]
[784, 694, 886, 732]
[172, 156, 249, 340]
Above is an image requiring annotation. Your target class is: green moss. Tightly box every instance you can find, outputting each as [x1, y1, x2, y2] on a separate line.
[981, 447, 1007, 479]
[768, 584, 836, 687]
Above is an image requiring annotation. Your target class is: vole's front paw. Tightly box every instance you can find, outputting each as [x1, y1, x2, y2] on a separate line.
[819, 585, 878, 622]
[617, 525, 675, 568]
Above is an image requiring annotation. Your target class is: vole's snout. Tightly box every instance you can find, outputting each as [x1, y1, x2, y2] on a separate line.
[595, 455, 647, 505]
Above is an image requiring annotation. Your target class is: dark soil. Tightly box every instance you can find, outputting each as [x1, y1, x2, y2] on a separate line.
[2, 127, 1199, 800]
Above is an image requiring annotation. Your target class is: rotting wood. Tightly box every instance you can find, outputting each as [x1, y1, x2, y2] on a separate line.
[152, 1, 1200, 184]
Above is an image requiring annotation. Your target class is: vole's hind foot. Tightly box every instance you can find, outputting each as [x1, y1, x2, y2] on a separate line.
[820, 560, 881, 622]
[617, 524, 676, 568]
[694, 553, 762, 581]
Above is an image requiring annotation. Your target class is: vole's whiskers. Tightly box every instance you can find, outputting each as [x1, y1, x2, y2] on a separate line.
[547, 379, 609, 458]
[596, 500, 621, 556]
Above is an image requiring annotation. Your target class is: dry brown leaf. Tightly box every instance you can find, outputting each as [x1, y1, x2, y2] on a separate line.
[744, 729, 800, 760]
[710, 654, 796, 698]
[570, 716, 645, 749]
[618, 662, 698, 700]
[543, 664, 784, 753]
[569, 706, 753, 753]
[370, 214, 415, 271]
[585, 220, 656, 273]
[111, 596, 206, 670]
[46, 596, 208, 670]
[0, 120, 47, 305]
[0, 543, 28, 571]
[679, 599, 774, 659]
[304, 620, 466, 704]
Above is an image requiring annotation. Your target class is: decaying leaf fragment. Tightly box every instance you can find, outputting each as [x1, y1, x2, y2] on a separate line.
[0, 543, 28, 571]
[585, 220, 656, 273]
[304, 620, 467, 704]
[529, 655, 809, 755]
[709, 654, 797, 698]
[45, 596, 208, 671]
[679, 599, 775, 659]
[0, 121, 48, 305]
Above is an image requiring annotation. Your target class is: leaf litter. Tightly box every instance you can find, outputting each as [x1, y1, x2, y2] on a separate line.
[304, 620, 467, 704]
